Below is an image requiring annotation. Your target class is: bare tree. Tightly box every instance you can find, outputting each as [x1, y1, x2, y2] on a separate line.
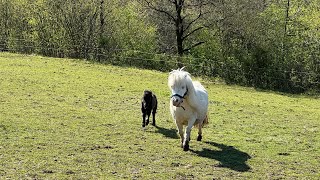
[141, 0, 210, 65]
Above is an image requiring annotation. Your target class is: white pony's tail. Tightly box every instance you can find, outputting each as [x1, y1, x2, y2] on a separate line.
[203, 114, 209, 125]
[196, 114, 209, 128]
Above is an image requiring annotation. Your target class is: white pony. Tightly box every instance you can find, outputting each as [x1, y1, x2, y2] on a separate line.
[168, 68, 209, 151]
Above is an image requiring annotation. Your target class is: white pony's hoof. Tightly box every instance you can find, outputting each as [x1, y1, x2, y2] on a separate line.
[197, 135, 202, 141]
[183, 144, 189, 151]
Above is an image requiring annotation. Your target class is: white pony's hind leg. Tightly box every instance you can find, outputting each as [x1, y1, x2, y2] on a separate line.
[198, 115, 208, 141]
[197, 122, 203, 141]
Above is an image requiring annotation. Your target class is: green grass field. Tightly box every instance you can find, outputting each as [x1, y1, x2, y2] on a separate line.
[0, 52, 319, 179]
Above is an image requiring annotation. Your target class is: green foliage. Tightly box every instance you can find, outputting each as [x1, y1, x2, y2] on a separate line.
[0, 0, 319, 93]
[112, 2, 157, 52]
[199, 0, 320, 93]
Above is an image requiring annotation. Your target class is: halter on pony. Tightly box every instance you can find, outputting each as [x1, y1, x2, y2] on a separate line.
[170, 87, 188, 99]
[170, 88, 188, 110]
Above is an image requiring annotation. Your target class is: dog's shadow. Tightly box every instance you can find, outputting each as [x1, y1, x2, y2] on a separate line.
[154, 125, 179, 139]
[191, 141, 251, 172]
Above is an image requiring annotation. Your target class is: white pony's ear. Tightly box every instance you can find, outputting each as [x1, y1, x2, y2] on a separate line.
[184, 71, 191, 79]
[170, 69, 180, 74]
[180, 67, 186, 71]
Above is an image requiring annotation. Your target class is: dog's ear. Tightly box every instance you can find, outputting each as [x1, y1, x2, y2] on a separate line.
[143, 90, 147, 95]
[144, 90, 153, 96]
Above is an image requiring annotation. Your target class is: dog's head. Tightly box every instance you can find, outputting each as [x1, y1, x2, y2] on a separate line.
[142, 90, 153, 109]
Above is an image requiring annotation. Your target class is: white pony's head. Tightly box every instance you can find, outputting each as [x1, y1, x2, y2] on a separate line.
[168, 67, 191, 107]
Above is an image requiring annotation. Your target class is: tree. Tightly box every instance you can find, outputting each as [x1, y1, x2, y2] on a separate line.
[141, 0, 210, 66]
[0, 0, 11, 49]
[47, 0, 100, 58]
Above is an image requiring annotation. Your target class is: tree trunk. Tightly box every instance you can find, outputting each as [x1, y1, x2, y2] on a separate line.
[99, 0, 105, 61]
[175, 0, 184, 67]
[283, 0, 290, 59]
[100, 0, 105, 38]
[3, 0, 10, 49]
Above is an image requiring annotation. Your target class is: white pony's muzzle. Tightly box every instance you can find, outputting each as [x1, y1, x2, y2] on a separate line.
[171, 96, 183, 107]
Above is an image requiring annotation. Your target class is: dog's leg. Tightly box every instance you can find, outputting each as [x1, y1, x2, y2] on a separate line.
[152, 108, 156, 126]
[142, 112, 146, 128]
[146, 110, 150, 126]
[152, 96, 157, 126]
[151, 111, 156, 126]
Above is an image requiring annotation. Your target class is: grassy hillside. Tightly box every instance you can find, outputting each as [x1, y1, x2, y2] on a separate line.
[0, 52, 319, 179]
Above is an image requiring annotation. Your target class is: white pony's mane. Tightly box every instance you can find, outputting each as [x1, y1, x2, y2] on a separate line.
[169, 67, 189, 76]
[168, 68, 206, 92]
[168, 67, 191, 86]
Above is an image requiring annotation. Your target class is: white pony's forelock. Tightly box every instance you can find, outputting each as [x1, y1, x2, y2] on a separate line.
[169, 67, 186, 74]
[168, 67, 191, 87]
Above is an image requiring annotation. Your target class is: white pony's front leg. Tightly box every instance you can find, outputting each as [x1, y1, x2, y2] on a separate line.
[183, 118, 196, 151]
[176, 122, 184, 147]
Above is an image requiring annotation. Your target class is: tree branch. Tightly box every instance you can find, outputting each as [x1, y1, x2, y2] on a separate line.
[183, 41, 205, 52]
[167, 0, 176, 4]
[143, 0, 176, 21]
[183, 26, 204, 40]
[183, 11, 203, 33]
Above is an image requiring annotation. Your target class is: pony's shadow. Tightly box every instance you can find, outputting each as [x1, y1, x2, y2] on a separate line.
[155, 126, 179, 139]
[191, 141, 251, 172]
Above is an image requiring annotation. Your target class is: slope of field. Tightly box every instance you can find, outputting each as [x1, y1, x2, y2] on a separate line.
[0, 53, 319, 179]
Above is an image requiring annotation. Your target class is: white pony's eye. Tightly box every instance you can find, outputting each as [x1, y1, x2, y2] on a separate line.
[182, 86, 185, 89]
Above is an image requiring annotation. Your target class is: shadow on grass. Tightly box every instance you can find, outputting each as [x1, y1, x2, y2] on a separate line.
[191, 141, 251, 172]
[155, 126, 179, 139]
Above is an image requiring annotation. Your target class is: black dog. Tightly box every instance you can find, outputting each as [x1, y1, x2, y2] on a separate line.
[141, 90, 157, 128]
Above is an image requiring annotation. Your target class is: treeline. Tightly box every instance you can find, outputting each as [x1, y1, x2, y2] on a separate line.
[0, 0, 319, 93]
